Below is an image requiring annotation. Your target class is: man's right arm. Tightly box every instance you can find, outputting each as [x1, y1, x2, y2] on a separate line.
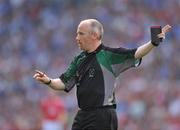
[48, 78, 65, 90]
[33, 70, 65, 90]
[33, 54, 82, 91]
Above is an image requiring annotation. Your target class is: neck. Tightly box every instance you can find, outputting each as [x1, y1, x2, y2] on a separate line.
[87, 41, 101, 53]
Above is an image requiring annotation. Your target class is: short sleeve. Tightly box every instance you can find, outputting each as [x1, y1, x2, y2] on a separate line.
[59, 52, 86, 92]
[59, 58, 77, 92]
[106, 47, 142, 77]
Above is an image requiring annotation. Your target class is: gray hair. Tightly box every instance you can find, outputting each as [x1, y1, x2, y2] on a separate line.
[82, 19, 104, 40]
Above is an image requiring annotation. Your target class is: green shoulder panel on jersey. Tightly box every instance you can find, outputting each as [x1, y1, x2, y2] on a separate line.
[61, 52, 86, 83]
[97, 48, 140, 77]
[96, 50, 115, 76]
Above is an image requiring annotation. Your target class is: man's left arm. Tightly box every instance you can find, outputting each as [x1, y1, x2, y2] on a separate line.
[135, 25, 172, 59]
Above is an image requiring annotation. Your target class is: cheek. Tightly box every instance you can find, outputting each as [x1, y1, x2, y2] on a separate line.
[83, 36, 90, 42]
[81, 37, 88, 44]
[81, 41, 87, 47]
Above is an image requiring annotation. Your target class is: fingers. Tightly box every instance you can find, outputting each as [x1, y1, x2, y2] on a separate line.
[158, 33, 165, 39]
[35, 70, 44, 77]
[33, 73, 38, 79]
[162, 25, 172, 33]
[33, 70, 50, 84]
[33, 70, 45, 79]
[157, 25, 172, 39]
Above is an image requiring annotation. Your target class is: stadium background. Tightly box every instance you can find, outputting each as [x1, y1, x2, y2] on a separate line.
[0, 0, 179, 130]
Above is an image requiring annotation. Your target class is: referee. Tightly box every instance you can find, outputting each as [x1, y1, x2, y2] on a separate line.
[33, 19, 171, 130]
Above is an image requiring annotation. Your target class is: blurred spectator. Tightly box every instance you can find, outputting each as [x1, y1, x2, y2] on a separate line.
[40, 90, 67, 130]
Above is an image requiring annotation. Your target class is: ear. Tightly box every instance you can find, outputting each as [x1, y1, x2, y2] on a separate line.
[91, 32, 99, 40]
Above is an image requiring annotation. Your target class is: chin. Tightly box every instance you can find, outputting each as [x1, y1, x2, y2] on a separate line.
[78, 45, 83, 50]
[80, 48, 85, 51]
[78, 46, 83, 51]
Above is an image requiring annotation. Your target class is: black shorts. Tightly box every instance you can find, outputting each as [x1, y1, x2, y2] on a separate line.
[72, 108, 118, 130]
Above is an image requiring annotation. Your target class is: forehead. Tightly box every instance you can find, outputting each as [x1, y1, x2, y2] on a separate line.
[77, 22, 91, 32]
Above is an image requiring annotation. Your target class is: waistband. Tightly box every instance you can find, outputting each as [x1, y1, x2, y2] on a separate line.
[80, 104, 116, 111]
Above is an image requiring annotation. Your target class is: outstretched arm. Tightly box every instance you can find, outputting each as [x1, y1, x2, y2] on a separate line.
[33, 70, 65, 90]
[134, 25, 172, 59]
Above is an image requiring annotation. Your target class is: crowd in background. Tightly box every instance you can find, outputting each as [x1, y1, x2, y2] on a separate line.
[0, 0, 179, 130]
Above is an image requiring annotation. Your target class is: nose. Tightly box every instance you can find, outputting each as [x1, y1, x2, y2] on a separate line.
[76, 35, 79, 42]
[76, 35, 78, 41]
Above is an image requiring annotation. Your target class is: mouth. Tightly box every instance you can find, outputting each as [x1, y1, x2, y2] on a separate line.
[77, 42, 83, 50]
[77, 42, 81, 48]
[77, 41, 81, 46]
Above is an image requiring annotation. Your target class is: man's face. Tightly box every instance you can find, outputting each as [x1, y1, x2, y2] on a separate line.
[76, 22, 92, 51]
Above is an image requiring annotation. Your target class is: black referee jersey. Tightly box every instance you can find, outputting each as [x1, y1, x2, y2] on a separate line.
[60, 44, 141, 110]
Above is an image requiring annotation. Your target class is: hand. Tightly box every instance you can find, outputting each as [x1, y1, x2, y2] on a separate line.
[158, 24, 172, 39]
[33, 70, 51, 84]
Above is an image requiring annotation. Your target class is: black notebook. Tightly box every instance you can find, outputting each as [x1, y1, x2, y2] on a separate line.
[151, 26, 162, 44]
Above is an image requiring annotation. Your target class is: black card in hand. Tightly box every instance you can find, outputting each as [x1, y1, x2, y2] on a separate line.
[151, 26, 162, 44]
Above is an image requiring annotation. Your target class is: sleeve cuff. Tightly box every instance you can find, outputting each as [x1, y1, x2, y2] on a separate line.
[59, 75, 76, 93]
